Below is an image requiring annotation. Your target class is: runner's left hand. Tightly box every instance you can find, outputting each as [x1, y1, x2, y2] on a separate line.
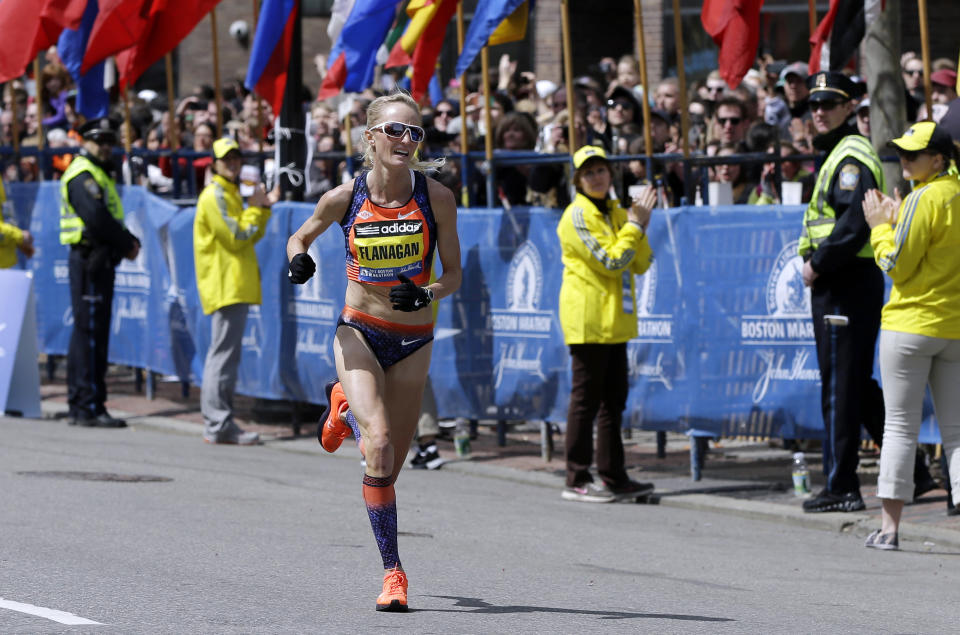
[390, 273, 432, 311]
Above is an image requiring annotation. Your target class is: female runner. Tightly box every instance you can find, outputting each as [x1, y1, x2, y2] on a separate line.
[286, 92, 462, 611]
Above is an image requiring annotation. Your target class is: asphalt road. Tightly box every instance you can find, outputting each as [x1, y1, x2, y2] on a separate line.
[1, 415, 957, 634]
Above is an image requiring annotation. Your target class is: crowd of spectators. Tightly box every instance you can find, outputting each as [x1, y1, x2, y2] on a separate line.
[1, 44, 958, 207]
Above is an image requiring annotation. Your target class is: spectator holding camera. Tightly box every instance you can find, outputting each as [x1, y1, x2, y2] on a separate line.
[557, 145, 656, 504]
[194, 138, 275, 445]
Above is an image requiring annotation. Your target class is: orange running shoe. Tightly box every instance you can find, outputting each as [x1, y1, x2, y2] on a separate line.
[318, 380, 350, 452]
[375, 566, 408, 612]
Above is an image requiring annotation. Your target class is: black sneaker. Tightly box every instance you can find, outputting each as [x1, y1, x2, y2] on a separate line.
[410, 445, 445, 470]
[802, 489, 865, 513]
[609, 480, 655, 501]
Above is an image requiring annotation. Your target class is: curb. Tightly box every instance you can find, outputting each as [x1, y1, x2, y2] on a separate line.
[37, 400, 960, 550]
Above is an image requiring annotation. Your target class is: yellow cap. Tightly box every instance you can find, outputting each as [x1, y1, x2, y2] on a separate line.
[213, 137, 241, 159]
[889, 121, 953, 154]
[572, 145, 608, 169]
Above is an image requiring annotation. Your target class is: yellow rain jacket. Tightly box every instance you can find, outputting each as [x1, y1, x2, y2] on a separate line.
[557, 192, 653, 344]
[871, 170, 960, 338]
[193, 174, 271, 315]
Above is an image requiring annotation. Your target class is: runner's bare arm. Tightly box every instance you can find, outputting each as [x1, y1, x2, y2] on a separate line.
[286, 180, 355, 261]
[426, 178, 462, 301]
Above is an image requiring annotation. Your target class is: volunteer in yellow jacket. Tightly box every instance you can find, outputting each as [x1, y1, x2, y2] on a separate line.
[0, 179, 34, 267]
[194, 138, 275, 445]
[861, 122, 960, 550]
[557, 145, 656, 503]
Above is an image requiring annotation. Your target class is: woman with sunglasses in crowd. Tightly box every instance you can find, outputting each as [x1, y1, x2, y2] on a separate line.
[861, 122, 960, 550]
[286, 92, 462, 610]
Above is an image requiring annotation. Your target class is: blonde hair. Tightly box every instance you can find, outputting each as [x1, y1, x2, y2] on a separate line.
[361, 91, 444, 172]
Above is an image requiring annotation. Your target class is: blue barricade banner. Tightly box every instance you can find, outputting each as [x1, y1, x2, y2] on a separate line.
[26, 183, 72, 354]
[677, 205, 823, 438]
[8, 183, 943, 443]
[280, 204, 347, 403]
[430, 207, 569, 421]
[626, 208, 694, 430]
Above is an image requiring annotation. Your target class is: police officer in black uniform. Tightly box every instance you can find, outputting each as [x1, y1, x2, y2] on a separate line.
[60, 118, 140, 427]
[798, 72, 934, 512]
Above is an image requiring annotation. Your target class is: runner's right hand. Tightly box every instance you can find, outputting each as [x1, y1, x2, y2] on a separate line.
[288, 252, 316, 284]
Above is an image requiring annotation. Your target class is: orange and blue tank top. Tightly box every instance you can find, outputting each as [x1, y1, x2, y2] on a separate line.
[340, 170, 437, 286]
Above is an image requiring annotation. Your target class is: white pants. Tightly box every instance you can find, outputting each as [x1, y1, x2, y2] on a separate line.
[878, 330, 960, 504]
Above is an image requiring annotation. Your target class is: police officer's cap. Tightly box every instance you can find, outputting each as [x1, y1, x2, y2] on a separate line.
[78, 117, 118, 144]
[806, 71, 856, 103]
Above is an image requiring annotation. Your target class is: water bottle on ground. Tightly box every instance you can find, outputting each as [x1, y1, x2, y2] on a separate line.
[453, 418, 471, 458]
[792, 452, 810, 496]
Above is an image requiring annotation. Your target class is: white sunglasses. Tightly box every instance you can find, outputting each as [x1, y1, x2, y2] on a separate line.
[367, 121, 425, 143]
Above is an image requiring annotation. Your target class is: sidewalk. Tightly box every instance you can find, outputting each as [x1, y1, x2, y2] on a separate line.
[37, 367, 960, 550]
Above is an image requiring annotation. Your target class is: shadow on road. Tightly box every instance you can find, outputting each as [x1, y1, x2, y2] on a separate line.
[420, 595, 734, 622]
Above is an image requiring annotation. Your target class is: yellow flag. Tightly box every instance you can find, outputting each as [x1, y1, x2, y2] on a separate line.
[399, 0, 445, 55]
[488, 1, 528, 46]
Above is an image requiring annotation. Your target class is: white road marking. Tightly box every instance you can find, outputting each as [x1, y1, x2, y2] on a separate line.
[0, 597, 102, 625]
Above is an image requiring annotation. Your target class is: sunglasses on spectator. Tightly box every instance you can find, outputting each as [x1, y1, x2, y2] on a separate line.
[707, 84, 726, 93]
[810, 101, 842, 113]
[717, 116, 742, 126]
[368, 121, 425, 142]
[895, 149, 926, 162]
[903, 69, 923, 76]
[607, 99, 633, 110]
[435, 109, 453, 118]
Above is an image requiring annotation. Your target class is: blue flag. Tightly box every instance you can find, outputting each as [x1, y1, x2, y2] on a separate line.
[244, 0, 299, 115]
[318, 0, 400, 98]
[454, 0, 526, 79]
[58, 0, 109, 119]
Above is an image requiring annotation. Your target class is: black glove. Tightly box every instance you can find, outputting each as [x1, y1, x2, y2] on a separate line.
[288, 252, 316, 284]
[390, 273, 433, 311]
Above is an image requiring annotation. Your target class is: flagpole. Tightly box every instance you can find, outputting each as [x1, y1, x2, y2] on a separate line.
[344, 109, 354, 161]
[917, 0, 933, 120]
[808, 0, 816, 50]
[560, 0, 576, 153]
[671, 0, 689, 159]
[253, 0, 264, 153]
[456, 0, 469, 206]
[210, 7, 224, 136]
[164, 53, 179, 150]
[9, 83, 21, 156]
[633, 0, 653, 173]
[481, 47, 493, 162]
[122, 88, 133, 154]
[481, 46, 495, 206]
[34, 57, 45, 153]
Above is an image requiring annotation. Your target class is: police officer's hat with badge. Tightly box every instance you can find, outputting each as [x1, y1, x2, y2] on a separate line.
[806, 71, 858, 105]
[78, 117, 118, 145]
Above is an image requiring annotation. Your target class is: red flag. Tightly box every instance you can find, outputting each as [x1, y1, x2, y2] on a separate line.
[81, 0, 168, 75]
[0, 0, 87, 82]
[115, 0, 223, 89]
[701, 0, 765, 89]
[409, 0, 456, 102]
